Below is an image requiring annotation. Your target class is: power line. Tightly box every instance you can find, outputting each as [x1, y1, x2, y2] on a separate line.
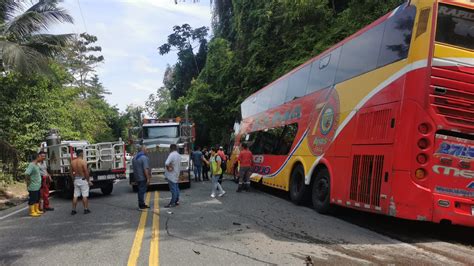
[76, 0, 88, 33]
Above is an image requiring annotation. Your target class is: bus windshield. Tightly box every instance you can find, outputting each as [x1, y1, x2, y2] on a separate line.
[143, 126, 179, 139]
[436, 4, 474, 50]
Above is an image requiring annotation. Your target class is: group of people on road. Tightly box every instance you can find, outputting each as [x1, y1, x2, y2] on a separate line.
[191, 146, 228, 197]
[25, 149, 93, 217]
[24, 141, 255, 217]
[132, 144, 183, 209]
[131, 142, 255, 210]
[191, 143, 254, 196]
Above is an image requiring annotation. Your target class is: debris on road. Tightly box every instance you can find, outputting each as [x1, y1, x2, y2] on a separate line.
[233, 222, 241, 226]
[192, 249, 200, 255]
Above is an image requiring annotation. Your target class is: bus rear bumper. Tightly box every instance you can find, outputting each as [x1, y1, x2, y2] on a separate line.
[432, 193, 474, 227]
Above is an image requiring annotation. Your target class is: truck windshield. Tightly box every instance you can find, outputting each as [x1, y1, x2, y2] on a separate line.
[144, 126, 179, 139]
[436, 4, 474, 50]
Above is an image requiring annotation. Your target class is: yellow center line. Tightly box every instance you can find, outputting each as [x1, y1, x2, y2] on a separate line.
[128, 192, 151, 266]
[149, 191, 160, 266]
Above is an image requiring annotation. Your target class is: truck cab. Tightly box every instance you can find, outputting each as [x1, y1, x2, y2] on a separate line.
[129, 119, 192, 190]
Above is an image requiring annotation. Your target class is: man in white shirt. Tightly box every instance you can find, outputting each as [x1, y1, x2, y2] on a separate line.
[165, 144, 181, 208]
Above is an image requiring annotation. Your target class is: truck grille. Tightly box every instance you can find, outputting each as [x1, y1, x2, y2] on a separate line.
[430, 63, 474, 128]
[148, 151, 168, 169]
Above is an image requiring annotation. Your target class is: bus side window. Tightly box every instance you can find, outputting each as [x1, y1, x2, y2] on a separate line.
[377, 5, 416, 67]
[269, 78, 289, 109]
[286, 64, 311, 103]
[335, 22, 385, 84]
[307, 47, 341, 95]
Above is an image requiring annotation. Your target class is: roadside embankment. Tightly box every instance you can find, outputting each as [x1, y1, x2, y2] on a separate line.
[0, 182, 28, 210]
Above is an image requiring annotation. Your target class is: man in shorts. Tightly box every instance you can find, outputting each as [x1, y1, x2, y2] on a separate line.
[70, 149, 92, 215]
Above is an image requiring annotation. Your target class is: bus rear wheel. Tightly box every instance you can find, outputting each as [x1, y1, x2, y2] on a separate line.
[289, 165, 309, 205]
[312, 168, 331, 214]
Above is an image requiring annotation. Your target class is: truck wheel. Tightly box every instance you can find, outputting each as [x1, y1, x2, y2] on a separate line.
[289, 164, 309, 205]
[101, 183, 113, 195]
[132, 185, 138, 192]
[312, 168, 331, 214]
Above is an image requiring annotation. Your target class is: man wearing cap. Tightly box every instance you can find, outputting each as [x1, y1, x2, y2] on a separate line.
[70, 149, 92, 215]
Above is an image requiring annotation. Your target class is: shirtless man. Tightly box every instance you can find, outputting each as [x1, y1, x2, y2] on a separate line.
[70, 149, 92, 215]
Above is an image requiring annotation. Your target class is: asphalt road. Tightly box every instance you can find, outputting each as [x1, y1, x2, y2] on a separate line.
[1, 178, 473, 265]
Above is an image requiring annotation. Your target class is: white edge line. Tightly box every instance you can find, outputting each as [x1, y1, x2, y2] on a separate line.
[0, 206, 28, 220]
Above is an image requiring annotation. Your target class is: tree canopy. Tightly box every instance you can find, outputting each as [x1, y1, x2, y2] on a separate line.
[0, 0, 74, 74]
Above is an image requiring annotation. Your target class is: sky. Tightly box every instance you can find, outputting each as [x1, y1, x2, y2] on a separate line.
[53, 0, 212, 111]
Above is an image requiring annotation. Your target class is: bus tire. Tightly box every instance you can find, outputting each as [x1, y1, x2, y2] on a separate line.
[101, 183, 113, 195]
[289, 164, 309, 205]
[312, 168, 331, 214]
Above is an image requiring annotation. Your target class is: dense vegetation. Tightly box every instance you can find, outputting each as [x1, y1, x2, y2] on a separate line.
[148, 0, 405, 146]
[0, 1, 127, 182]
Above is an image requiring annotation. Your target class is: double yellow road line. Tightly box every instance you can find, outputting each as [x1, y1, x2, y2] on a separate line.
[128, 191, 160, 266]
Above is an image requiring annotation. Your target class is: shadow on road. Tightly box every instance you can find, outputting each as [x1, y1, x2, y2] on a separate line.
[250, 181, 474, 246]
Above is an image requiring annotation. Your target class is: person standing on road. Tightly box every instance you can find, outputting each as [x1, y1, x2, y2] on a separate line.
[25, 151, 47, 217]
[237, 143, 253, 192]
[191, 146, 203, 182]
[70, 150, 92, 215]
[217, 146, 227, 184]
[202, 147, 210, 181]
[39, 153, 54, 211]
[132, 145, 151, 211]
[207, 147, 226, 198]
[165, 144, 181, 208]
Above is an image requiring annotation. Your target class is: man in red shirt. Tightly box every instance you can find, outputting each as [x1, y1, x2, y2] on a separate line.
[237, 142, 253, 192]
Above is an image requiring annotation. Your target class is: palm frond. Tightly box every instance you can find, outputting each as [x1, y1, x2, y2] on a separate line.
[24, 33, 74, 57]
[0, 39, 50, 74]
[0, 0, 21, 23]
[3, 0, 73, 39]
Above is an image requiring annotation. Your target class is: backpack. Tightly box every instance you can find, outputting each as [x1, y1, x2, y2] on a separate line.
[219, 154, 227, 172]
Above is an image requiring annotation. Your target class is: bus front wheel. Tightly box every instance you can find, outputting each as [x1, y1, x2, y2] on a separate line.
[289, 165, 309, 205]
[312, 168, 331, 214]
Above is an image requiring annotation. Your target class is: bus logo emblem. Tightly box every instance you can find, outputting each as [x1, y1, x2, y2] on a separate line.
[320, 107, 335, 135]
[307, 90, 340, 156]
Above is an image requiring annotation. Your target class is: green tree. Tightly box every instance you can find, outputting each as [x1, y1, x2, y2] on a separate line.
[0, 0, 74, 74]
[60, 32, 107, 98]
[158, 24, 209, 100]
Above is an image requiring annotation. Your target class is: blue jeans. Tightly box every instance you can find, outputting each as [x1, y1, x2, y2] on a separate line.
[137, 180, 147, 207]
[168, 181, 180, 205]
[211, 175, 224, 196]
[193, 164, 202, 181]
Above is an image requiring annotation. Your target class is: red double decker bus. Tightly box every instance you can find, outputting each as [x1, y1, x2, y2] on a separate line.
[230, 0, 474, 226]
